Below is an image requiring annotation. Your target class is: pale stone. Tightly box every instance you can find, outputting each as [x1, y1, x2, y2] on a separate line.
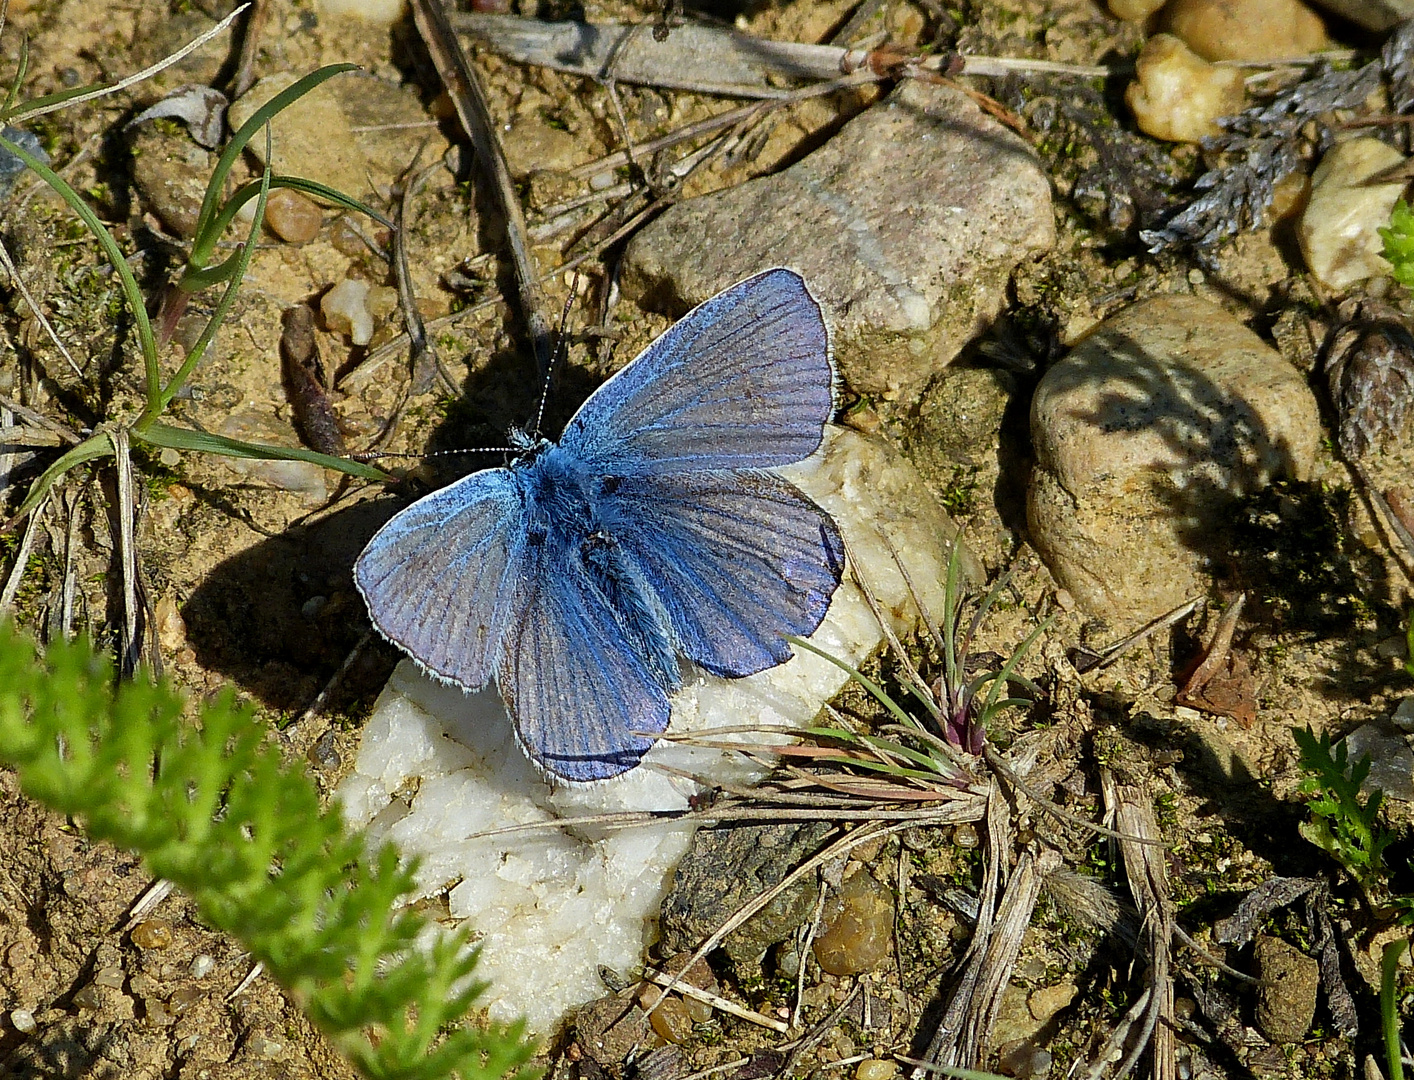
[321, 278, 374, 345]
[1163, 0, 1332, 61]
[623, 81, 1053, 401]
[1126, 35, 1245, 144]
[1299, 138, 1407, 292]
[1028, 295, 1321, 622]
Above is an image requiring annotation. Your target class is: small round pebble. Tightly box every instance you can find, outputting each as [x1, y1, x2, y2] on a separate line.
[329, 214, 366, 256]
[1126, 34, 1244, 144]
[249, 1034, 285, 1059]
[997, 1040, 1053, 1079]
[647, 995, 694, 1043]
[953, 823, 979, 849]
[682, 995, 712, 1024]
[1108, 0, 1164, 18]
[93, 965, 125, 988]
[265, 188, 322, 243]
[855, 1059, 897, 1080]
[168, 986, 202, 1015]
[9, 1008, 36, 1033]
[73, 984, 104, 1010]
[132, 917, 174, 950]
[814, 871, 893, 976]
[189, 954, 216, 979]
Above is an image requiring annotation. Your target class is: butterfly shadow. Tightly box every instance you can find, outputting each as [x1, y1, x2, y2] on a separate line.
[179, 339, 601, 720]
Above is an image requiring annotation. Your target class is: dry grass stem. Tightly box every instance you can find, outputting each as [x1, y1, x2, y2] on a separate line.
[1097, 770, 1176, 1080]
[8, 5, 248, 125]
[641, 967, 788, 1033]
[410, 0, 552, 377]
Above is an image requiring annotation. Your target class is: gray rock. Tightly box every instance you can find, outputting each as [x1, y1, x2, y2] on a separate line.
[1341, 718, 1414, 801]
[1028, 295, 1321, 622]
[623, 81, 1054, 402]
[129, 124, 213, 239]
[659, 821, 831, 974]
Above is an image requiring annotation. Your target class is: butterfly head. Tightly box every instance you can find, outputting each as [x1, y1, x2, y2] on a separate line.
[508, 426, 550, 455]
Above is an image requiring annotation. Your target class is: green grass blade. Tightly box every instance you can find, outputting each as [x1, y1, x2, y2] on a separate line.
[135, 421, 388, 481]
[188, 64, 357, 270]
[5, 432, 113, 527]
[153, 129, 274, 414]
[787, 634, 916, 729]
[0, 132, 158, 396]
[1384, 939, 1408, 1080]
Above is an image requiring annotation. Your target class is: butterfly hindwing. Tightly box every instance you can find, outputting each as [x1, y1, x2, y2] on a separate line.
[604, 470, 845, 678]
[560, 269, 833, 475]
[497, 543, 671, 782]
[354, 469, 529, 690]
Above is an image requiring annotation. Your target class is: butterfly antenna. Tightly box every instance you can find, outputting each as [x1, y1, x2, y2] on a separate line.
[530, 274, 582, 439]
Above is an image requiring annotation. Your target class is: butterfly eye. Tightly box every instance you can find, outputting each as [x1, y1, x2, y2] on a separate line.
[600, 476, 621, 495]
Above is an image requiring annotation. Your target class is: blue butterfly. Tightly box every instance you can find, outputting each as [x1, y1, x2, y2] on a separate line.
[354, 268, 845, 782]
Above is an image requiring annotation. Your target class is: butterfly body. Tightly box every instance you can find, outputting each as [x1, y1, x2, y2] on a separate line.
[356, 269, 845, 782]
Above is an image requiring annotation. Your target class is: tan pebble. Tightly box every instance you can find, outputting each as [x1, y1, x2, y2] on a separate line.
[1254, 935, 1318, 1043]
[849, 834, 886, 864]
[1268, 170, 1310, 222]
[815, 871, 893, 976]
[329, 214, 366, 256]
[366, 284, 400, 321]
[682, 995, 712, 1024]
[953, 823, 979, 849]
[1299, 138, 1407, 291]
[1126, 35, 1244, 143]
[647, 995, 694, 1043]
[167, 985, 202, 1015]
[1163, 0, 1332, 61]
[1108, 0, 1165, 18]
[131, 917, 174, 950]
[855, 1059, 897, 1080]
[154, 596, 187, 652]
[1027, 982, 1077, 1022]
[264, 188, 322, 243]
[93, 965, 125, 988]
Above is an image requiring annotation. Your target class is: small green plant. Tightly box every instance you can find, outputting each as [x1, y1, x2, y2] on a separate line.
[790, 536, 1049, 785]
[1382, 198, 1414, 289]
[1403, 608, 1414, 681]
[0, 621, 537, 1080]
[1293, 726, 1394, 894]
[1, 63, 395, 532]
[1295, 726, 1414, 1080]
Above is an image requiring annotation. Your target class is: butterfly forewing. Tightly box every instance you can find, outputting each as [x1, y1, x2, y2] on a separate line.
[498, 548, 671, 782]
[560, 269, 833, 475]
[604, 471, 845, 678]
[354, 469, 529, 690]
